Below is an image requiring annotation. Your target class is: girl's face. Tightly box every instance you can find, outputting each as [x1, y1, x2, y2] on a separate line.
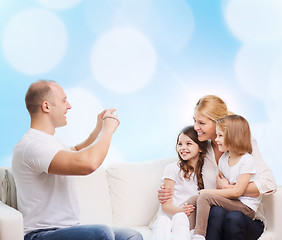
[177, 133, 201, 161]
[193, 111, 217, 142]
[215, 126, 228, 152]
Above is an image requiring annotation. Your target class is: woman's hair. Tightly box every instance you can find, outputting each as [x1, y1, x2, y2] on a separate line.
[25, 80, 55, 114]
[176, 126, 208, 190]
[194, 95, 229, 122]
[217, 115, 252, 155]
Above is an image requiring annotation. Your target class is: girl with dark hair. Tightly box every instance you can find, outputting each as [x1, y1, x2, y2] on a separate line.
[151, 126, 207, 240]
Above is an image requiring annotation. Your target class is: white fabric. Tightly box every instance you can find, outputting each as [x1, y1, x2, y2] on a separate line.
[218, 152, 261, 212]
[107, 158, 177, 227]
[192, 234, 205, 240]
[74, 167, 113, 225]
[161, 162, 199, 209]
[151, 212, 191, 240]
[201, 141, 218, 190]
[12, 128, 79, 235]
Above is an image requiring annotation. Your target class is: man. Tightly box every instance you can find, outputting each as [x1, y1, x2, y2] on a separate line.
[12, 80, 143, 240]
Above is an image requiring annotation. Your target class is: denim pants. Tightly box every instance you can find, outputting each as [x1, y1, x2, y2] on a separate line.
[24, 225, 143, 240]
[206, 206, 264, 240]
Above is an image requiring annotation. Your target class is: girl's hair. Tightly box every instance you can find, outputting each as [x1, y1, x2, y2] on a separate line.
[217, 115, 252, 155]
[176, 126, 208, 190]
[194, 95, 228, 122]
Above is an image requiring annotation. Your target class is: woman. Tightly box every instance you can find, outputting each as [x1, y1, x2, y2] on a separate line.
[158, 95, 276, 240]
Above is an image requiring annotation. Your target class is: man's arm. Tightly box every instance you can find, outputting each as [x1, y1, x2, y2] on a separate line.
[48, 109, 119, 175]
[70, 110, 106, 151]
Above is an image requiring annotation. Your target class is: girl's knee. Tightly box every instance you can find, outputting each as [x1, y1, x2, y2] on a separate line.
[172, 212, 189, 227]
[187, 195, 198, 205]
[154, 215, 171, 228]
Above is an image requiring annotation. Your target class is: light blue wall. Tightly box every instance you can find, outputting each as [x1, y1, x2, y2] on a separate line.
[1, 0, 281, 185]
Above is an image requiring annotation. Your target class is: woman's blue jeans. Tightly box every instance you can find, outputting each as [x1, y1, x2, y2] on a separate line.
[24, 225, 143, 240]
[206, 206, 264, 240]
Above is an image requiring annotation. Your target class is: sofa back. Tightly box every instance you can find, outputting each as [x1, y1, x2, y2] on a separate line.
[74, 167, 113, 226]
[106, 158, 177, 227]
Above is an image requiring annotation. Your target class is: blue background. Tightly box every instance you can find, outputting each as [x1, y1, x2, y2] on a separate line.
[0, 0, 281, 185]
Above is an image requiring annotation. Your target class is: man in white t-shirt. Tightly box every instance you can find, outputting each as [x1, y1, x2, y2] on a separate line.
[12, 80, 143, 240]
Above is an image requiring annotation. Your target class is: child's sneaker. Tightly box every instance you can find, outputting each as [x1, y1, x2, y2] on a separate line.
[192, 234, 206, 240]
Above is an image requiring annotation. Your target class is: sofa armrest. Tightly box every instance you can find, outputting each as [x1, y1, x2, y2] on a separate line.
[261, 186, 282, 239]
[0, 201, 24, 240]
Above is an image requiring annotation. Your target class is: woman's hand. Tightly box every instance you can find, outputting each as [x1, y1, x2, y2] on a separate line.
[181, 203, 195, 216]
[158, 185, 172, 204]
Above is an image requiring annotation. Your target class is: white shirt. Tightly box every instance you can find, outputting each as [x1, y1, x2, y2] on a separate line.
[12, 128, 79, 235]
[158, 162, 198, 217]
[219, 152, 261, 212]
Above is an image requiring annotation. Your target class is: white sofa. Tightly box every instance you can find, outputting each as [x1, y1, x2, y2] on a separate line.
[0, 157, 281, 240]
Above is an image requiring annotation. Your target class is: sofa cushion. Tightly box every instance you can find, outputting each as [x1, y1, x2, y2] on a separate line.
[1, 168, 17, 210]
[107, 158, 177, 227]
[74, 167, 113, 226]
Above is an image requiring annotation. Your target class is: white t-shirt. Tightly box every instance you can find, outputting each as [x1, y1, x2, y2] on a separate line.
[158, 162, 198, 217]
[218, 152, 261, 212]
[12, 128, 79, 235]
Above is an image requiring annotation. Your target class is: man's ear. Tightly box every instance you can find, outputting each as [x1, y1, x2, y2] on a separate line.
[41, 101, 50, 113]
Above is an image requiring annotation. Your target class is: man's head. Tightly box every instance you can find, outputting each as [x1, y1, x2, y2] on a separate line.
[25, 80, 55, 114]
[25, 80, 71, 128]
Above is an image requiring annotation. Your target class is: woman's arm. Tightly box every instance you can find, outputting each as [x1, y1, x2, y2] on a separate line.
[251, 138, 277, 195]
[161, 179, 184, 215]
[201, 173, 252, 199]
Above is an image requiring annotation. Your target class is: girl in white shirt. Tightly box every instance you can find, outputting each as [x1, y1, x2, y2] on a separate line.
[188, 115, 261, 240]
[151, 126, 207, 240]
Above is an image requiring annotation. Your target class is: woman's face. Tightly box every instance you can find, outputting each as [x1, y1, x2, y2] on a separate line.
[193, 111, 217, 142]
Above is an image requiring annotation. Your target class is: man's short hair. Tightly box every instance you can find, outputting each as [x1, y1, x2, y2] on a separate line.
[25, 80, 55, 114]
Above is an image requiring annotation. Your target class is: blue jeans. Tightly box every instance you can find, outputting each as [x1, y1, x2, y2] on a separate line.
[24, 225, 143, 240]
[206, 206, 264, 240]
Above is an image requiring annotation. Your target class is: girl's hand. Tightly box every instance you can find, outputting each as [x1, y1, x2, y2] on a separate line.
[158, 185, 172, 204]
[216, 172, 230, 189]
[199, 189, 214, 194]
[182, 203, 195, 216]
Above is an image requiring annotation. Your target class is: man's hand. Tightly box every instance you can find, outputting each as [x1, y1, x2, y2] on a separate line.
[181, 203, 195, 216]
[95, 110, 107, 132]
[102, 109, 120, 133]
[158, 185, 172, 204]
[216, 171, 230, 189]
